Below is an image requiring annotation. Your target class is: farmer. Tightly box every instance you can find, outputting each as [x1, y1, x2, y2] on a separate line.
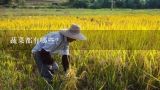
[32, 24, 86, 84]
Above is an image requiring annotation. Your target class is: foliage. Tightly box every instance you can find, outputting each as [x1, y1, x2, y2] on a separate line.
[72, 0, 90, 8]
[1, 0, 160, 9]
[68, 0, 160, 9]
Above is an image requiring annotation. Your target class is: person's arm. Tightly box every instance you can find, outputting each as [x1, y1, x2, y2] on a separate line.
[62, 55, 70, 72]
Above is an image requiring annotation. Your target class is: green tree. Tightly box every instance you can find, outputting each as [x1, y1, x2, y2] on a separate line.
[147, 0, 160, 8]
[115, 0, 125, 8]
[3, 0, 11, 5]
[72, 0, 90, 8]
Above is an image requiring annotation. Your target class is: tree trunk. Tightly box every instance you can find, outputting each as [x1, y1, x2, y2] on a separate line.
[111, 0, 114, 10]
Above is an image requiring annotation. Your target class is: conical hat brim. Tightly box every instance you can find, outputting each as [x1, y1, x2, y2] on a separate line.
[59, 29, 86, 40]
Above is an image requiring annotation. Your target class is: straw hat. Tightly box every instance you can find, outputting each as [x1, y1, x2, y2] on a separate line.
[59, 24, 86, 40]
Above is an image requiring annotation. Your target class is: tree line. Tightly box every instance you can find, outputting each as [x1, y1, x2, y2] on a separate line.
[0, 0, 160, 9]
[69, 0, 160, 9]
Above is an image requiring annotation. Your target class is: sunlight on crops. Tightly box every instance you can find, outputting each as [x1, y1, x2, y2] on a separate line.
[0, 15, 160, 30]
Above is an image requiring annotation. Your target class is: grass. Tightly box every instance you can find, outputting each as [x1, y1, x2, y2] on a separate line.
[1, 8, 160, 16]
[0, 9, 160, 90]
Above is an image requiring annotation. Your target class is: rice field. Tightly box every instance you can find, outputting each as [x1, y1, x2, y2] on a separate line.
[0, 9, 160, 90]
[1, 15, 160, 30]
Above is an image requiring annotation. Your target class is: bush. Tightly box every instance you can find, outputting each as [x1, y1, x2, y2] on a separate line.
[89, 0, 102, 9]
[72, 0, 89, 8]
[115, 0, 125, 8]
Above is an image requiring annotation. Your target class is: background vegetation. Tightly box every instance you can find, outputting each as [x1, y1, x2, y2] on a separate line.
[0, 0, 160, 9]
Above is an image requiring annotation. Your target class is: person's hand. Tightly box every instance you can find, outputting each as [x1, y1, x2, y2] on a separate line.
[64, 69, 71, 78]
[52, 62, 59, 71]
[48, 62, 59, 74]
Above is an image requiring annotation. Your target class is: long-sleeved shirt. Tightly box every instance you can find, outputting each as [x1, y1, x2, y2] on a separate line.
[32, 32, 69, 55]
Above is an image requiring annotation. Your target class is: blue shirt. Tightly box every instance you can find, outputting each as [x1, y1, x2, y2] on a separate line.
[32, 32, 69, 55]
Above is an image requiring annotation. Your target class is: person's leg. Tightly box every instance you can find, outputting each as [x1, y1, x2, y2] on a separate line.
[33, 53, 43, 74]
[39, 49, 59, 72]
[33, 52, 54, 84]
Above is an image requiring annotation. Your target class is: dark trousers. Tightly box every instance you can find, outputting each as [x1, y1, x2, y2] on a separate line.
[33, 49, 58, 82]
